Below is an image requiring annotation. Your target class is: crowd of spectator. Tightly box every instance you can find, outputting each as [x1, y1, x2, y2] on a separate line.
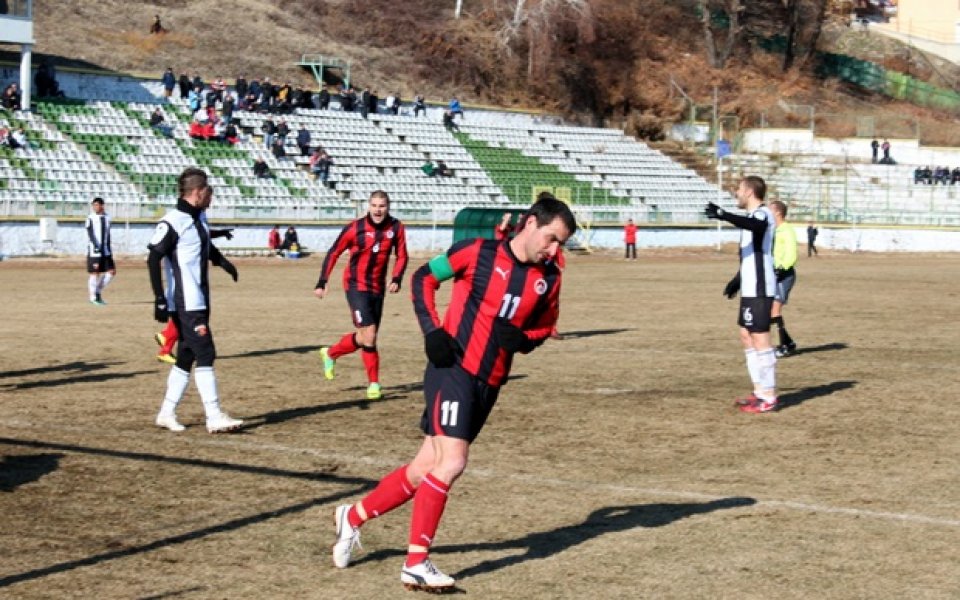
[913, 166, 960, 185]
[0, 126, 29, 149]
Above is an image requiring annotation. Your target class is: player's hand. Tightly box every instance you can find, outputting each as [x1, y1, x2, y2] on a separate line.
[221, 228, 234, 240]
[424, 328, 459, 368]
[704, 202, 725, 219]
[314, 286, 327, 300]
[154, 296, 169, 323]
[723, 273, 741, 299]
[388, 280, 400, 294]
[493, 318, 536, 353]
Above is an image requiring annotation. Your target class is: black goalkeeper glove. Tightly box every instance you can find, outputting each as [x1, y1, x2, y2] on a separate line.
[220, 257, 238, 282]
[212, 228, 235, 240]
[493, 318, 537, 354]
[154, 296, 169, 323]
[723, 273, 741, 299]
[704, 202, 726, 219]
[424, 328, 460, 368]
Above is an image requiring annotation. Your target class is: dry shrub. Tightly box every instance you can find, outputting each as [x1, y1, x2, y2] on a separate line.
[624, 110, 667, 141]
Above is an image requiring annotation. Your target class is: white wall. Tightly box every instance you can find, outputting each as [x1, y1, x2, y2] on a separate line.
[3, 220, 958, 258]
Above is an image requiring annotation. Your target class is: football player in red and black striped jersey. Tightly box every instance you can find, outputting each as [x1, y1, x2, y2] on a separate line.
[314, 191, 408, 400]
[329, 194, 576, 591]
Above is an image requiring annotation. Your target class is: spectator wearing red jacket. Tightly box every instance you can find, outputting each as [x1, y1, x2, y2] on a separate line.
[624, 218, 637, 260]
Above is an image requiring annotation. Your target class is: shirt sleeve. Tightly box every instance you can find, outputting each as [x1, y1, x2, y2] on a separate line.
[391, 223, 409, 285]
[523, 275, 562, 343]
[411, 239, 478, 334]
[316, 223, 355, 289]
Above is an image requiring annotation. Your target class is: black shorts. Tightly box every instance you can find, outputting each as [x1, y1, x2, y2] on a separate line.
[174, 310, 217, 365]
[420, 363, 500, 443]
[86, 256, 115, 273]
[738, 297, 774, 333]
[345, 290, 384, 328]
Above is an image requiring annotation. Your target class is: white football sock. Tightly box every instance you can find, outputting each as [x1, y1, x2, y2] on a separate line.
[756, 348, 777, 400]
[88, 274, 100, 300]
[159, 367, 190, 416]
[195, 366, 222, 418]
[744, 348, 761, 388]
[99, 272, 114, 291]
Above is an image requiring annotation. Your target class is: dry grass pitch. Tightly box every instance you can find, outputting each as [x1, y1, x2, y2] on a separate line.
[1, 249, 957, 599]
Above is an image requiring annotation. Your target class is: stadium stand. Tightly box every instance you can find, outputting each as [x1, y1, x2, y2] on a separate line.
[1, 83, 737, 224]
[724, 153, 960, 226]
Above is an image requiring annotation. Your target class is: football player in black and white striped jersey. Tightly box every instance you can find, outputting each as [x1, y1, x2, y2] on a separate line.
[85, 197, 115, 305]
[705, 176, 779, 413]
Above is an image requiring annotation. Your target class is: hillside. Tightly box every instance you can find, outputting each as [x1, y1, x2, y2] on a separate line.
[9, 0, 960, 145]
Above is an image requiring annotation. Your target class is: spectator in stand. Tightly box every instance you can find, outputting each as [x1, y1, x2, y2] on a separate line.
[442, 110, 459, 132]
[188, 119, 206, 140]
[188, 85, 202, 113]
[221, 92, 235, 125]
[0, 127, 11, 148]
[914, 166, 924, 185]
[271, 137, 287, 160]
[297, 124, 311, 157]
[150, 14, 166, 34]
[149, 107, 173, 138]
[261, 78, 275, 111]
[235, 74, 248, 101]
[952, 167, 960, 185]
[385, 92, 396, 115]
[360, 87, 370, 119]
[870, 138, 879, 164]
[161, 67, 176, 98]
[268, 225, 282, 254]
[253, 158, 274, 179]
[3, 83, 22, 110]
[222, 121, 239, 145]
[210, 76, 227, 104]
[342, 86, 357, 112]
[880, 138, 892, 164]
[277, 82, 293, 112]
[493, 212, 512, 241]
[449, 96, 464, 120]
[435, 160, 452, 177]
[937, 166, 951, 185]
[310, 148, 334, 185]
[319, 87, 331, 110]
[200, 119, 216, 140]
[370, 89, 380, 115]
[261, 117, 277, 149]
[249, 78, 262, 105]
[393, 91, 402, 115]
[276, 119, 290, 145]
[11, 127, 29, 149]
[178, 72, 191, 99]
[624, 218, 638, 260]
[414, 93, 426, 117]
[192, 73, 204, 92]
[204, 103, 217, 123]
[281, 226, 300, 252]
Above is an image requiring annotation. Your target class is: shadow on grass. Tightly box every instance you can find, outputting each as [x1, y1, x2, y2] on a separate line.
[558, 328, 633, 340]
[239, 394, 407, 432]
[218, 345, 318, 360]
[0, 437, 377, 589]
[354, 497, 756, 580]
[777, 380, 857, 410]
[796, 342, 848, 355]
[0, 361, 123, 379]
[0, 453, 64, 492]
[3, 370, 153, 391]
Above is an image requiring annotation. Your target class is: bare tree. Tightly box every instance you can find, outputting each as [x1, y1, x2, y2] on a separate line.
[698, 0, 743, 69]
[783, 0, 830, 71]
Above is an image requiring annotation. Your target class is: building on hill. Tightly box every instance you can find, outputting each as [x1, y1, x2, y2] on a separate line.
[891, 0, 960, 44]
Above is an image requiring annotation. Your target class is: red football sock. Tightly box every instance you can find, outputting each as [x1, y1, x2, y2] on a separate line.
[328, 332, 359, 360]
[361, 346, 379, 383]
[348, 465, 415, 528]
[406, 473, 450, 567]
[160, 319, 178, 355]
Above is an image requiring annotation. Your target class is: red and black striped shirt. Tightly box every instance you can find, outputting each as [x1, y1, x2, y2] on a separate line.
[412, 238, 562, 387]
[317, 214, 408, 295]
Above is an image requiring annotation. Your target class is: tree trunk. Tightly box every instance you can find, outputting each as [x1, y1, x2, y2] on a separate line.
[782, 0, 801, 71]
[800, 0, 830, 67]
[700, 0, 742, 69]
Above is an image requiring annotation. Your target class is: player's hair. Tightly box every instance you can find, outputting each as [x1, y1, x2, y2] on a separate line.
[178, 167, 208, 199]
[91, 197, 104, 205]
[769, 200, 787, 217]
[369, 190, 390, 204]
[521, 192, 578, 234]
[742, 176, 766, 201]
